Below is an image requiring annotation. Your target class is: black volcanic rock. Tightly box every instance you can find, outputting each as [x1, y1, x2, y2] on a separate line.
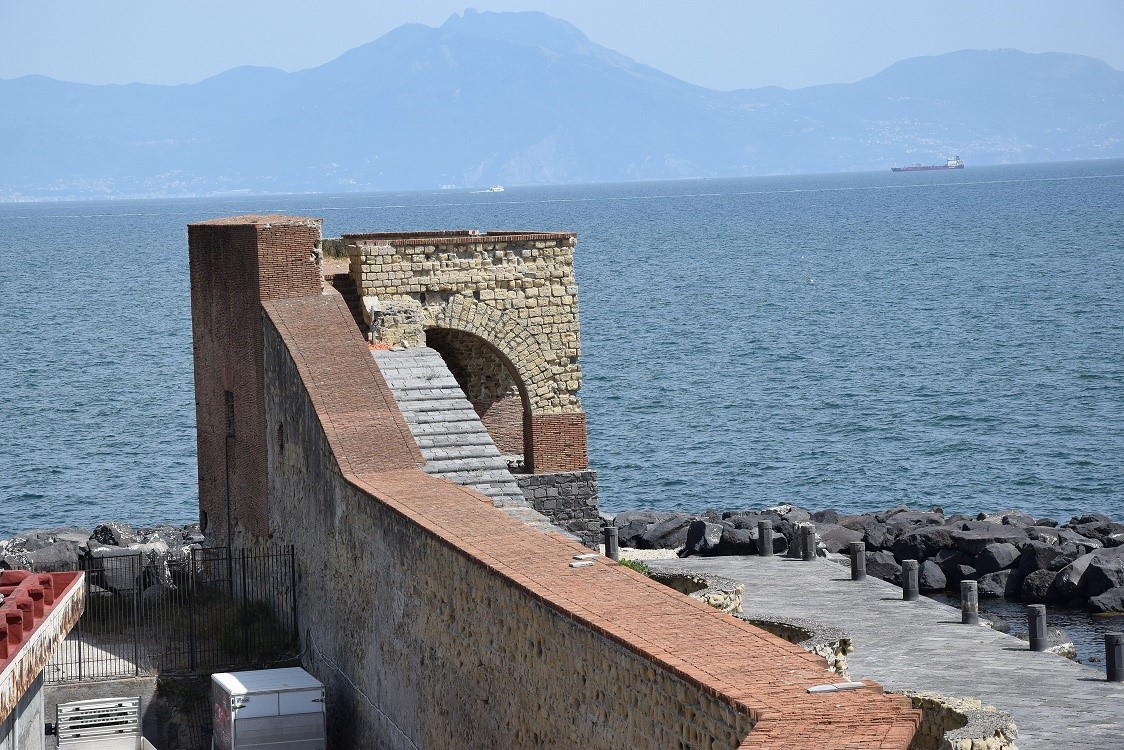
[1020, 569, 1058, 603]
[950, 524, 1029, 556]
[637, 514, 694, 549]
[613, 510, 662, 547]
[893, 526, 954, 562]
[91, 522, 140, 547]
[885, 511, 944, 536]
[977, 570, 1023, 598]
[715, 527, 758, 556]
[1082, 553, 1124, 598]
[814, 523, 863, 554]
[1089, 586, 1124, 613]
[681, 520, 724, 557]
[1018, 540, 1062, 576]
[973, 542, 1021, 576]
[918, 560, 947, 592]
[866, 551, 902, 584]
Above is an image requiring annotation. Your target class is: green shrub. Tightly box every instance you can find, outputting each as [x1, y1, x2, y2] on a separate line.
[619, 558, 651, 577]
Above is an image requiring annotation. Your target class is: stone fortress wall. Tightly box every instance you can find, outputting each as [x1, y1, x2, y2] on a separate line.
[325, 230, 599, 539]
[327, 230, 584, 473]
[189, 217, 922, 750]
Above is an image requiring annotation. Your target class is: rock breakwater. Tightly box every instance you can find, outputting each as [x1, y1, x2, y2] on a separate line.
[606, 505, 1124, 613]
[0, 521, 204, 591]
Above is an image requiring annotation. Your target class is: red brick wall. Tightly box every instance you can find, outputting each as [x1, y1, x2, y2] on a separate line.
[529, 412, 589, 473]
[473, 395, 524, 455]
[187, 215, 322, 545]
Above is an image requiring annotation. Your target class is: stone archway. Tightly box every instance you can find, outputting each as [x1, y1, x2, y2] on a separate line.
[337, 229, 588, 473]
[430, 294, 558, 413]
[426, 327, 530, 461]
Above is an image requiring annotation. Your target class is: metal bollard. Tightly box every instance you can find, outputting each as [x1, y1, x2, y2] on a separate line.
[1027, 604, 1047, 651]
[603, 525, 619, 561]
[902, 560, 919, 601]
[758, 521, 773, 557]
[800, 525, 815, 561]
[849, 541, 866, 581]
[960, 580, 979, 625]
[1106, 633, 1124, 682]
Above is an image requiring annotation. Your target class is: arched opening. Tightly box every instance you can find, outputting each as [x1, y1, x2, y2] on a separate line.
[426, 327, 531, 469]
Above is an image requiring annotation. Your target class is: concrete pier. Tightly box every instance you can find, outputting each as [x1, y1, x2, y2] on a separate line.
[651, 554, 1124, 750]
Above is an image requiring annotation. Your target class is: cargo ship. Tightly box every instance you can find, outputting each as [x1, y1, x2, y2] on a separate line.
[891, 156, 964, 172]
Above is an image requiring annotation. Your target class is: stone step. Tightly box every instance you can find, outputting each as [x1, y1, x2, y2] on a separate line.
[394, 394, 475, 409]
[371, 346, 574, 541]
[420, 442, 504, 461]
[391, 389, 470, 403]
[402, 407, 490, 425]
[413, 432, 498, 451]
[385, 378, 464, 392]
[407, 421, 488, 436]
[422, 458, 511, 475]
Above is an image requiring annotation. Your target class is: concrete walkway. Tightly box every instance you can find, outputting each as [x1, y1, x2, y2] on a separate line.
[649, 555, 1124, 750]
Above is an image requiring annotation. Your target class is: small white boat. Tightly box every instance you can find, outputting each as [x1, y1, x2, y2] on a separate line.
[486, 185, 504, 192]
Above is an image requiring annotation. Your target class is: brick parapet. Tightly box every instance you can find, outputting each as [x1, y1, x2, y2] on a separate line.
[340, 230, 576, 246]
[187, 215, 323, 544]
[260, 292, 920, 749]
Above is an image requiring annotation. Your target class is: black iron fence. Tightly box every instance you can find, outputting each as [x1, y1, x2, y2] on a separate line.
[47, 545, 298, 684]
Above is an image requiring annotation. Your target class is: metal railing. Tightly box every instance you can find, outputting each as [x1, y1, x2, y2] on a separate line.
[47, 545, 298, 684]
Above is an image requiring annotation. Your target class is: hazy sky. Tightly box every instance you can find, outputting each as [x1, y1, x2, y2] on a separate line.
[2, 1, 1122, 90]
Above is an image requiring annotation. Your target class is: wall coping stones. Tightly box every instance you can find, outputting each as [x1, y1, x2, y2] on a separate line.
[341, 230, 575, 246]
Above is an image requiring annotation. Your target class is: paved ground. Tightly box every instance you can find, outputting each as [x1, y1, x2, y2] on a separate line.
[649, 554, 1124, 750]
[45, 633, 154, 682]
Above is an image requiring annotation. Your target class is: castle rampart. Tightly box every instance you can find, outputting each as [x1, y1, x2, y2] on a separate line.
[189, 216, 920, 749]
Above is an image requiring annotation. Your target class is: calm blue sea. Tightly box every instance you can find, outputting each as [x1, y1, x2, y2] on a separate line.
[1, 161, 1122, 538]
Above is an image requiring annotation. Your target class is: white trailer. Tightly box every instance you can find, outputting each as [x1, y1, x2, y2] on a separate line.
[211, 668, 325, 750]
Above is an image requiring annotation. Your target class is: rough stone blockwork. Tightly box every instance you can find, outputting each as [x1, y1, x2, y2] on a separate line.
[336, 231, 588, 474]
[516, 471, 601, 547]
[195, 218, 920, 750]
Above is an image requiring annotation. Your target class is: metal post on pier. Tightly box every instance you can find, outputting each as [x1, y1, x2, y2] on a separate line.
[902, 560, 919, 601]
[960, 580, 979, 625]
[800, 525, 815, 561]
[603, 524, 619, 561]
[758, 521, 773, 557]
[1027, 604, 1047, 652]
[849, 541, 866, 581]
[1106, 633, 1124, 682]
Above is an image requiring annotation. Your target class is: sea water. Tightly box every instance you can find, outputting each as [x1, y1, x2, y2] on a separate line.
[1, 160, 1122, 537]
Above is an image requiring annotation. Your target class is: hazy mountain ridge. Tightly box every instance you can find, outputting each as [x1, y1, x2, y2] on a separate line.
[2, 10, 1122, 200]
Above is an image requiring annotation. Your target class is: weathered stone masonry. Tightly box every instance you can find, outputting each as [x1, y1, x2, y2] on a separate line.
[516, 471, 600, 547]
[189, 216, 921, 750]
[328, 229, 600, 539]
[336, 230, 585, 474]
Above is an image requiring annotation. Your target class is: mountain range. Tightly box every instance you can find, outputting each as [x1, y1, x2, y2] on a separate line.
[2, 9, 1123, 200]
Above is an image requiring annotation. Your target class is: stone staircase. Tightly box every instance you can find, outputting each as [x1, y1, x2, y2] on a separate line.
[371, 347, 564, 537]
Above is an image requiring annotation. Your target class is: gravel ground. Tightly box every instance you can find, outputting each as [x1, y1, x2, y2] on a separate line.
[600, 545, 682, 561]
